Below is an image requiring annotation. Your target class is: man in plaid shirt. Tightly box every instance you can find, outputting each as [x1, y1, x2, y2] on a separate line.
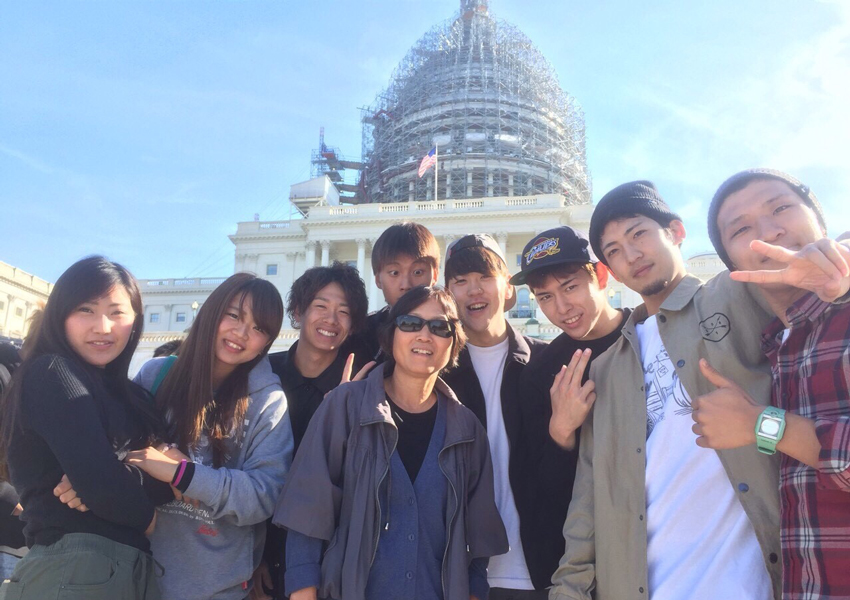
[694, 168, 850, 599]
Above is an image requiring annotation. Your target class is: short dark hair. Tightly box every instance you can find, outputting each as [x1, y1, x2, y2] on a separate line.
[286, 262, 369, 334]
[371, 222, 440, 273]
[153, 339, 182, 358]
[378, 286, 466, 372]
[526, 262, 596, 292]
[444, 246, 510, 282]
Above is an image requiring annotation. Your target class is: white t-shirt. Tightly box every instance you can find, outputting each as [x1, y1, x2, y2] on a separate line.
[467, 339, 534, 591]
[636, 316, 771, 600]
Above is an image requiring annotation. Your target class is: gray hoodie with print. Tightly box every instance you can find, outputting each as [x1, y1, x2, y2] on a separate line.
[135, 356, 293, 600]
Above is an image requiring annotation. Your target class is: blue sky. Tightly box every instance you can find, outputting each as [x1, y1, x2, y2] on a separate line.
[2, 0, 848, 282]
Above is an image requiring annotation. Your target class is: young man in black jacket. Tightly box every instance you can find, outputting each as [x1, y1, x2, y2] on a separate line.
[442, 234, 548, 599]
[512, 227, 629, 592]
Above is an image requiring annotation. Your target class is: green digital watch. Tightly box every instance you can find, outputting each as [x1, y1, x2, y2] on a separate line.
[755, 406, 787, 455]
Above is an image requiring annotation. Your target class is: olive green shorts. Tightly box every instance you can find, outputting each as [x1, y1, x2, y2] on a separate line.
[0, 533, 160, 600]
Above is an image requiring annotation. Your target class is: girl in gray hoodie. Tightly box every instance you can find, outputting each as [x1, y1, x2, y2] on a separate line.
[129, 273, 294, 600]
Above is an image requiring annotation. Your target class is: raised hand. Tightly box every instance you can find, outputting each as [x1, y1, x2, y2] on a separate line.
[730, 238, 850, 302]
[692, 359, 761, 449]
[549, 348, 596, 450]
[53, 474, 88, 512]
[339, 353, 376, 386]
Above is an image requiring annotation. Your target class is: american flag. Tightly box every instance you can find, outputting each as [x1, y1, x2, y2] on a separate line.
[418, 147, 437, 177]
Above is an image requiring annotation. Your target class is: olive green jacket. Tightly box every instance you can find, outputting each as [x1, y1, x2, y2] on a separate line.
[550, 273, 781, 600]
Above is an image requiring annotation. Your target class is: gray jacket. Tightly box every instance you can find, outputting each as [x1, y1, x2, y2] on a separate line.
[273, 363, 509, 600]
[550, 273, 782, 600]
[136, 356, 293, 600]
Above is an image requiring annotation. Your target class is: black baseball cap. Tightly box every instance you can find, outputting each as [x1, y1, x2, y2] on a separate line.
[510, 226, 596, 286]
[445, 234, 508, 267]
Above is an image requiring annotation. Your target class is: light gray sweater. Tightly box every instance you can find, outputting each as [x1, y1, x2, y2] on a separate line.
[135, 356, 293, 600]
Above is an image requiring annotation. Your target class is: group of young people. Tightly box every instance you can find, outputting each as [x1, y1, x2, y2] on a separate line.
[0, 167, 847, 600]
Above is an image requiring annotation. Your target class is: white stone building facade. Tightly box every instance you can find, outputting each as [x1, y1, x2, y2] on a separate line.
[0, 261, 53, 342]
[133, 179, 724, 372]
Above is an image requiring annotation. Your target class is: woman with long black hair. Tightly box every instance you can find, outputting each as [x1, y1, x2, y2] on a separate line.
[127, 272, 293, 600]
[0, 256, 170, 599]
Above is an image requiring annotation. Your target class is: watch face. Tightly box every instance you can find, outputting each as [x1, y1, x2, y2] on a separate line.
[760, 418, 781, 437]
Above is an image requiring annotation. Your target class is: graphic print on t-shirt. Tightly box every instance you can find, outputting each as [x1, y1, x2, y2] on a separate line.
[644, 345, 691, 438]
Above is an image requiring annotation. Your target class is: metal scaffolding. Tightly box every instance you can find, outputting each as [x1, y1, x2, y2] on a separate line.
[358, 0, 590, 205]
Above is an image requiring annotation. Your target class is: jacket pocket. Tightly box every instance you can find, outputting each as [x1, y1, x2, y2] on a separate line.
[0, 580, 24, 600]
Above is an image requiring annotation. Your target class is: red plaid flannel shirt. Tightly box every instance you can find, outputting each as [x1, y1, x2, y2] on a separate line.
[762, 293, 850, 600]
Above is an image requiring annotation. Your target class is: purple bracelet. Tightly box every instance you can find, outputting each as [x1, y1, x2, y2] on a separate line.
[172, 459, 188, 487]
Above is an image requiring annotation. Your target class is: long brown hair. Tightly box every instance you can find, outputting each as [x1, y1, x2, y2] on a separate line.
[155, 273, 283, 466]
[0, 256, 160, 480]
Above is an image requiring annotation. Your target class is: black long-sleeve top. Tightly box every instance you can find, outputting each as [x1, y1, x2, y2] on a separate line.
[6, 354, 172, 552]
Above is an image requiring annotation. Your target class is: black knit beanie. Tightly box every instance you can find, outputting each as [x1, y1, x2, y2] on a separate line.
[708, 168, 826, 270]
[589, 180, 682, 266]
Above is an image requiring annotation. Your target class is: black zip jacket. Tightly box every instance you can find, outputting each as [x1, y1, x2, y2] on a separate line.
[517, 308, 631, 588]
[440, 324, 550, 589]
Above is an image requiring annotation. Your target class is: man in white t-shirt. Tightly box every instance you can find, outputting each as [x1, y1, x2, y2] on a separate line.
[550, 181, 782, 600]
[441, 234, 549, 600]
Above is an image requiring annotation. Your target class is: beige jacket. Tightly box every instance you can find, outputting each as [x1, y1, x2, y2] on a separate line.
[550, 273, 781, 600]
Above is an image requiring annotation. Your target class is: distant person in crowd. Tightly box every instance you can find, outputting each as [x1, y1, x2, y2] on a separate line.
[129, 273, 292, 600]
[550, 181, 782, 600]
[441, 233, 548, 599]
[508, 226, 629, 594]
[257, 263, 371, 599]
[0, 256, 169, 599]
[696, 169, 850, 599]
[274, 286, 508, 600]
[152, 339, 181, 358]
[349, 222, 441, 363]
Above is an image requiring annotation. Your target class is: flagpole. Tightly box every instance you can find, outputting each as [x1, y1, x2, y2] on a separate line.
[434, 143, 439, 202]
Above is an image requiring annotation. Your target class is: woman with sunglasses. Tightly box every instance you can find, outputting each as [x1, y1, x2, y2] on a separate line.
[273, 285, 507, 600]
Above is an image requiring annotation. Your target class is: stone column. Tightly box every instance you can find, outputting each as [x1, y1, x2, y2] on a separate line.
[305, 241, 317, 269]
[163, 304, 173, 331]
[285, 251, 299, 328]
[496, 232, 508, 257]
[356, 239, 367, 276]
[320, 240, 331, 267]
[3, 294, 14, 334]
[368, 238, 381, 312]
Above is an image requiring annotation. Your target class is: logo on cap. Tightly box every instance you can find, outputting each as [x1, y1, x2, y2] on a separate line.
[524, 237, 560, 265]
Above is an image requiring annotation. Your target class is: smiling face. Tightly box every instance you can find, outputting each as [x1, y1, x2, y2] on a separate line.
[64, 285, 136, 368]
[717, 179, 826, 282]
[600, 216, 687, 301]
[295, 282, 352, 354]
[530, 265, 612, 340]
[447, 270, 513, 343]
[213, 293, 271, 380]
[375, 254, 438, 307]
[391, 297, 455, 378]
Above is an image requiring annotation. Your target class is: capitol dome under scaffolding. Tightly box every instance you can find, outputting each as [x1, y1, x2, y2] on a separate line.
[355, 0, 590, 205]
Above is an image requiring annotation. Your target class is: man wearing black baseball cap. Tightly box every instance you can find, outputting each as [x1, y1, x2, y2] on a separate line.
[442, 233, 549, 599]
[507, 226, 629, 594]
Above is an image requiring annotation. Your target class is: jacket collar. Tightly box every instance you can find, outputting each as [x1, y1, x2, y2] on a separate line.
[281, 341, 346, 395]
[454, 322, 532, 372]
[628, 273, 702, 325]
[359, 362, 476, 446]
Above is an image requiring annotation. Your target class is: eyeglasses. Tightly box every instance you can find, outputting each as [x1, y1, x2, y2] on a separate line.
[395, 314, 455, 338]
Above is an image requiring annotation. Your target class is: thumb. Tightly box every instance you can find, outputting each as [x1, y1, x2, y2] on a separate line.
[699, 358, 736, 389]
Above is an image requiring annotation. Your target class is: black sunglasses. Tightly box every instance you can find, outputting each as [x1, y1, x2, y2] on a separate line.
[395, 314, 455, 338]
